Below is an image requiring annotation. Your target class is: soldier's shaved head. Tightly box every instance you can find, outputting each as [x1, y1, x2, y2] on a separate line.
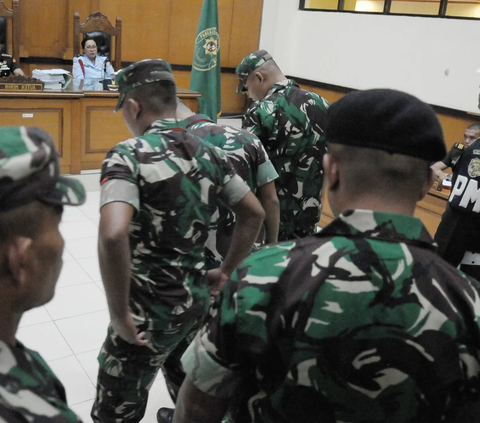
[328, 144, 430, 203]
[127, 80, 177, 115]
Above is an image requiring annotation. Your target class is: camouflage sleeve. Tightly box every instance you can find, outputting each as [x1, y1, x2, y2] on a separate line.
[100, 179, 140, 211]
[218, 174, 250, 207]
[181, 244, 294, 398]
[0, 344, 82, 422]
[257, 161, 278, 187]
[210, 146, 250, 206]
[250, 136, 279, 187]
[100, 140, 139, 186]
[242, 102, 277, 144]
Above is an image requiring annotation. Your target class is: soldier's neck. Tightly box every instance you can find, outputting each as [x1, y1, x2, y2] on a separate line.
[0, 310, 20, 345]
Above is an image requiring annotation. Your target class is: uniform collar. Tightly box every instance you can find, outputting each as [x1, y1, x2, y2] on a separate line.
[320, 209, 434, 249]
[265, 78, 298, 98]
[144, 118, 185, 134]
[183, 114, 213, 129]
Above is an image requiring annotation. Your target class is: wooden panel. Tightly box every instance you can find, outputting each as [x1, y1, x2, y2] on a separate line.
[437, 113, 479, 157]
[64, 0, 92, 59]
[0, 98, 72, 173]
[169, 0, 203, 65]
[221, 72, 247, 114]
[99, 0, 172, 62]
[227, 0, 263, 67]
[80, 97, 131, 169]
[218, 0, 235, 67]
[20, 0, 68, 57]
[173, 70, 246, 115]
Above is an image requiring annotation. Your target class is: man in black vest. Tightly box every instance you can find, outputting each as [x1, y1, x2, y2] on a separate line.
[0, 53, 24, 77]
[435, 135, 480, 278]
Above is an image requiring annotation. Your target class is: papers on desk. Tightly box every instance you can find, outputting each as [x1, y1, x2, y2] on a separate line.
[32, 69, 72, 90]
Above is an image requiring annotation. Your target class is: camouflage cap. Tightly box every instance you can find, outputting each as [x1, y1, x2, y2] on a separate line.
[115, 59, 176, 112]
[235, 50, 273, 94]
[325, 89, 447, 162]
[0, 126, 86, 212]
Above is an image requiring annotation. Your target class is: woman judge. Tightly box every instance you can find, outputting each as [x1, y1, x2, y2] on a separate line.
[73, 38, 115, 82]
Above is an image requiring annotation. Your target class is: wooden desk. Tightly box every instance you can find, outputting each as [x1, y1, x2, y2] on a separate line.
[319, 186, 449, 238]
[0, 83, 200, 174]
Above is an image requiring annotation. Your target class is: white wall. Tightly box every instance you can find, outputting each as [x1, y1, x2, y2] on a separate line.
[259, 0, 480, 114]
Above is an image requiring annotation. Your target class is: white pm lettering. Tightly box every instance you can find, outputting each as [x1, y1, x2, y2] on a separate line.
[450, 175, 480, 212]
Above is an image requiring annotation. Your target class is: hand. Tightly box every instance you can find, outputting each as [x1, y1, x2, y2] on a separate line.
[111, 314, 148, 346]
[206, 268, 229, 297]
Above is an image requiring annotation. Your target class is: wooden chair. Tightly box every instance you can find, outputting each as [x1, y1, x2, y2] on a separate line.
[0, 0, 19, 62]
[73, 11, 122, 71]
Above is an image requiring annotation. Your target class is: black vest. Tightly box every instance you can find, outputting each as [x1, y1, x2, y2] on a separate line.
[449, 138, 480, 213]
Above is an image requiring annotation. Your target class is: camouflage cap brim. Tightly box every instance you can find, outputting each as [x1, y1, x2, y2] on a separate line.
[114, 92, 126, 113]
[236, 77, 248, 94]
[235, 51, 272, 94]
[39, 176, 86, 207]
[0, 126, 86, 212]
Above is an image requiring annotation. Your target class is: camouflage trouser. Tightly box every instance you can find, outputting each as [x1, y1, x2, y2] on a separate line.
[91, 319, 201, 423]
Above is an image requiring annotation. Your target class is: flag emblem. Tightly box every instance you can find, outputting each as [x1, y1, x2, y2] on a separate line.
[193, 27, 220, 72]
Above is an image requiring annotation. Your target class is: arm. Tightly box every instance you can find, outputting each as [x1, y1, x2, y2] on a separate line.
[257, 181, 279, 244]
[72, 57, 84, 82]
[106, 61, 115, 79]
[173, 377, 230, 423]
[208, 190, 265, 294]
[98, 201, 147, 345]
[431, 160, 449, 180]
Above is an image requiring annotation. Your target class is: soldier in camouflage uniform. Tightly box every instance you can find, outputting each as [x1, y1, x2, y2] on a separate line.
[173, 89, 480, 423]
[0, 126, 85, 422]
[236, 50, 329, 241]
[91, 59, 265, 423]
[154, 102, 280, 423]
[176, 100, 280, 269]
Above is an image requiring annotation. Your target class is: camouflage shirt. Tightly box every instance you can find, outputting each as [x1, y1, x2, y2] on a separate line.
[182, 210, 480, 422]
[182, 114, 278, 269]
[242, 79, 329, 241]
[0, 340, 81, 422]
[100, 119, 250, 329]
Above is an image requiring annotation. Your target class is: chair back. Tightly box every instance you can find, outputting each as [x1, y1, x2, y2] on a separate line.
[73, 11, 122, 70]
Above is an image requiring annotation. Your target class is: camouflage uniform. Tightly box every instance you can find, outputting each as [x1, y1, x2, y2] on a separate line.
[182, 113, 278, 269]
[0, 340, 81, 422]
[435, 138, 480, 277]
[242, 79, 329, 241]
[92, 118, 250, 422]
[182, 209, 480, 422]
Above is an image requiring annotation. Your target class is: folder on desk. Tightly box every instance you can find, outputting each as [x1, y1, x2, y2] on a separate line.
[32, 69, 72, 90]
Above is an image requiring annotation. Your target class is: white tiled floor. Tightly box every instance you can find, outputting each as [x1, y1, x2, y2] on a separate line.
[16, 178, 174, 423]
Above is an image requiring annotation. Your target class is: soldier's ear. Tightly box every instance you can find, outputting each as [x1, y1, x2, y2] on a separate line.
[254, 72, 264, 84]
[4, 236, 33, 288]
[124, 98, 141, 120]
[420, 168, 435, 200]
[323, 154, 339, 192]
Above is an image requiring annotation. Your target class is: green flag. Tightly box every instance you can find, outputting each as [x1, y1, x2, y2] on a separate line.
[190, 0, 221, 122]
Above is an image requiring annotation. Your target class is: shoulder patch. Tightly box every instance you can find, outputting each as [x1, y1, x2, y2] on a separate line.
[454, 142, 464, 150]
[468, 158, 480, 178]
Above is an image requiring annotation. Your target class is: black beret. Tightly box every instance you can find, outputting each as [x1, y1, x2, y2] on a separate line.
[325, 89, 447, 162]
